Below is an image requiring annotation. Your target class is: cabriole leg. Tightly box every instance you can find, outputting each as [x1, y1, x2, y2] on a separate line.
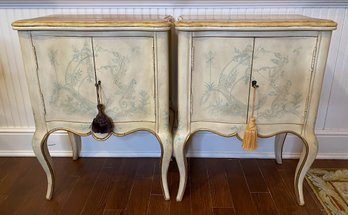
[174, 131, 190, 201]
[68, 132, 81, 160]
[32, 131, 55, 200]
[294, 130, 318, 205]
[275, 133, 287, 164]
[157, 132, 173, 200]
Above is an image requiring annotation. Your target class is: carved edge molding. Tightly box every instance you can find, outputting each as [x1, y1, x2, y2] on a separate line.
[0, 0, 348, 8]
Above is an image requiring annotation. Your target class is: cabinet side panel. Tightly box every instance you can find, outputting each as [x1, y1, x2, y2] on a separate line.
[191, 37, 253, 124]
[18, 31, 47, 131]
[251, 36, 318, 124]
[307, 31, 333, 132]
[177, 31, 192, 132]
[93, 37, 155, 122]
[155, 32, 170, 132]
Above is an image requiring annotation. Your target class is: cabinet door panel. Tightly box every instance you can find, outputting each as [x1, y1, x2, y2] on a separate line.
[93, 37, 155, 122]
[191, 37, 253, 123]
[251, 37, 317, 124]
[32, 36, 97, 122]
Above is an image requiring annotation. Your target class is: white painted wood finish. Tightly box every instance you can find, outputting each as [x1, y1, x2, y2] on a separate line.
[14, 16, 172, 200]
[93, 36, 156, 122]
[275, 132, 287, 164]
[31, 35, 97, 122]
[68, 132, 81, 160]
[191, 37, 253, 124]
[174, 16, 335, 205]
[251, 37, 317, 124]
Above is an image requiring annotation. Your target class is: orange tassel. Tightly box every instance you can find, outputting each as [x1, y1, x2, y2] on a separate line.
[243, 117, 257, 150]
[242, 81, 259, 151]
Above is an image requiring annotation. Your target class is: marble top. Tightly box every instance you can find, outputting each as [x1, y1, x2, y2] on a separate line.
[12, 14, 173, 30]
[176, 14, 337, 28]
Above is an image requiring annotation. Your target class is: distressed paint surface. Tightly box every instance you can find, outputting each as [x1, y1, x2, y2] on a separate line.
[191, 36, 317, 125]
[191, 37, 253, 123]
[93, 37, 155, 122]
[31, 36, 156, 123]
[32, 36, 97, 122]
[252, 37, 317, 124]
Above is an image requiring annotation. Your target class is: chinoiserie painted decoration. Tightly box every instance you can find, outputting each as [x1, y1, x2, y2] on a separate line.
[12, 14, 173, 200]
[174, 14, 336, 206]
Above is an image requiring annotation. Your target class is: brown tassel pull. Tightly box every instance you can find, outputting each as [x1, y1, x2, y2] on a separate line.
[91, 81, 113, 134]
[243, 80, 259, 151]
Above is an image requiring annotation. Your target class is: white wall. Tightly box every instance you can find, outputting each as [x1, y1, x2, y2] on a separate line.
[0, 0, 348, 158]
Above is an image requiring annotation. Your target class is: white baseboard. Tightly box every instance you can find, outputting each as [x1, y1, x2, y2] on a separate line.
[0, 129, 348, 159]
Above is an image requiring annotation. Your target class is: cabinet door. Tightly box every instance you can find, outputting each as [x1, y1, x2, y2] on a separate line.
[191, 37, 253, 123]
[93, 37, 155, 122]
[31, 36, 97, 122]
[251, 37, 317, 124]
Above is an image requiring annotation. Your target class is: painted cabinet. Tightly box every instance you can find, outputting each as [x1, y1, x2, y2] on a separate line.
[174, 15, 336, 205]
[12, 14, 173, 200]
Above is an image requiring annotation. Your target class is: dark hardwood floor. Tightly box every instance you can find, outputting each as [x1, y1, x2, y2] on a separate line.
[0, 157, 343, 215]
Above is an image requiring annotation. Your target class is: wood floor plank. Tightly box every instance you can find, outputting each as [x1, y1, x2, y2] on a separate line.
[151, 161, 164, 195]
[223, 159, 258, 215]
[147, 160, 172, 215]
[103, 158, 123, 168]
[280, 159, 326, 215]
[13, 166, 46, 215]
[0, 158, 41, 215]
[0, 158, 345, 215]
[206, 159, 233, 208]
[104, 158, 138, 210]
[28, 158, 84, 214]
[258, 159, 310, 215]
[44, 176, 80, 215]
[17, 158, 79, 215]
[190, 158, 213, 215]
[103, 209, 123, 215]
[240, 159, 268, 193]
[0, 158, 34, 204]
[312, 159, 348, 168]
[213, 208, 236, 215]
[80, 167, 114, 215]
[170, 159, 192, 215]
[0, 158, 8, 168]
[59, 158, 106, 215]
[147, 194, 170, 215]
[122, 158, 156, 215]
[251, 193, 279, 215]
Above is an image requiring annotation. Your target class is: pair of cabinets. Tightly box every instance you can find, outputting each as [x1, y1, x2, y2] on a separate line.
[13, 14, 336, 206]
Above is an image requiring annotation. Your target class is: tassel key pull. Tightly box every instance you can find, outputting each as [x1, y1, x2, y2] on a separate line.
[91, 81, 113, 134]
[252, 80, 259, 88]
[242, 80, 259, 151]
